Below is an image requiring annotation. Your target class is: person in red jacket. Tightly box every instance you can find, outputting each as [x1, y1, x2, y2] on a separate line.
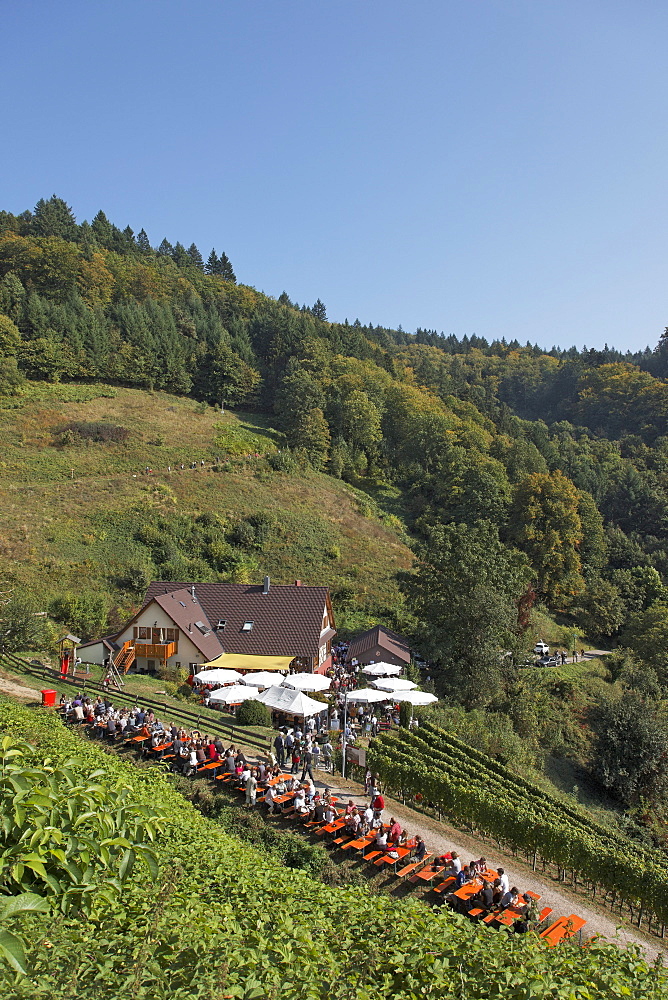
[371, 791, 384, 812]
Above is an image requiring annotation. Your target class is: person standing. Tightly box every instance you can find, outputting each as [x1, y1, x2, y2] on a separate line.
[301, 740, 315, 783]
[245, 768, 258, 808]
[274, 732, 286, 767]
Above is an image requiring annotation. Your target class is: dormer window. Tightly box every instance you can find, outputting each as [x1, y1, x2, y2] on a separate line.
[242, 621, 254, 631]
[217, 620, 226, 630]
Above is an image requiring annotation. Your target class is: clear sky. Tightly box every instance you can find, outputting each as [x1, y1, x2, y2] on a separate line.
[4, 1, 668, 352]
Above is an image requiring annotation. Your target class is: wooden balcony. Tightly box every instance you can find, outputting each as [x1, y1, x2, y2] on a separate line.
[134, 641, 177, 661]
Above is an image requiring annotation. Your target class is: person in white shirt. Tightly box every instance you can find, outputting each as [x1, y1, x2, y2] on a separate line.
[497, 868, 510, 894]
[445, 852, 462, 876]
[375, 827, 388, 849]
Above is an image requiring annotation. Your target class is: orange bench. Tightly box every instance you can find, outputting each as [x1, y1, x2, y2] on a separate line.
[540, 915, 586, 946]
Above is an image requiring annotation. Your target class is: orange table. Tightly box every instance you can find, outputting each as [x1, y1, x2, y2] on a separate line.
[540, 915, 586, 946]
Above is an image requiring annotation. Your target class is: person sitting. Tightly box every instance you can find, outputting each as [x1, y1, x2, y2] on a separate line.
[471, 856, 487, 875]
[323, 804, 337, 825]
[397, 828, 408, 848]
[500, 886, 520, 910]
[412, 835, 427, 862]
[223, 751, 236, 773]
[454, 864, 474, 890]
[388, 817, 401, 844]
[443, 851, 461, 876]
[374, 826, 388, 850]
[292, 788, 308, 819]
[344, 799, 356, 818]
[491, 878, 504, 907]
[471, 879, 494, 912]
[312, 800, 326, 824]
[345, 807, 360, 835]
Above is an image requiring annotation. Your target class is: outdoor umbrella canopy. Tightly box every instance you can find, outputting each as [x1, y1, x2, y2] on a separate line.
[391, 690, 438, 706]
[344, 687, 389, 704]
[193, 668, 244, 685]
[241, 671, 283, 689]
[256, 685, 326, 718]
[208, 684, 260, 704]
[362, 662, 402, 677]
[282, 672, 331, 692]
[371, 678, 418, 692]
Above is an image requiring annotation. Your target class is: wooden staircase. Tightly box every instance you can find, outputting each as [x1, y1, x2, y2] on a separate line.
[109, 641, 135, 687]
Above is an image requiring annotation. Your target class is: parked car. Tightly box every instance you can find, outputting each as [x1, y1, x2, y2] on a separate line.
[537, 655, 560, 668]
[533, 641, 549, 656]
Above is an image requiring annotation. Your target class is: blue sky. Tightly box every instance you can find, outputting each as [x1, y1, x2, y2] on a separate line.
[4, 1, 668, 352]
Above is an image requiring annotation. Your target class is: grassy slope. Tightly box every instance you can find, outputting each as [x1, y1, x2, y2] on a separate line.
[0, 383, 413, 632]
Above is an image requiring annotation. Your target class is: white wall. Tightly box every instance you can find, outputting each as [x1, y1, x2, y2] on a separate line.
[115, 602, 209, 670]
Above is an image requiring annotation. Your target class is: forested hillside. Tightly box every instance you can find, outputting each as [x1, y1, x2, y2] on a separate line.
[2, 195, 668, 843]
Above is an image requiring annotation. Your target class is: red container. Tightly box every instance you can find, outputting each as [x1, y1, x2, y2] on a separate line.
[40, 689, 57, 707]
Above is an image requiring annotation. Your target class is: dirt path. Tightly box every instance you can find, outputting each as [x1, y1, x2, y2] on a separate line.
[0, 676, 42, 701]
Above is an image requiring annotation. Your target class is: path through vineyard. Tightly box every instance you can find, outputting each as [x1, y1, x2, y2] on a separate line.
[317, 770, 665, 961]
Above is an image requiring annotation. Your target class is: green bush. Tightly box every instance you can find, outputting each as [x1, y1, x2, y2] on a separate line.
[236, 699, 271, 726]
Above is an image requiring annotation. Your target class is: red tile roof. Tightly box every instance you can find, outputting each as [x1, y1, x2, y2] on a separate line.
[143, 581, 334, 659]
[347, 624, 411, 664]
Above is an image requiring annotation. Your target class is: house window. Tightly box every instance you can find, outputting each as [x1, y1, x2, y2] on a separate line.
[175, 661, 181, 668]
[318, 644, 326, 666]
[165, 628, 179, 642]
[135, 626, 149, 640]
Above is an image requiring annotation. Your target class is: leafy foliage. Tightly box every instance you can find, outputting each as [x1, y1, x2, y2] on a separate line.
[0, 699, 665, 998]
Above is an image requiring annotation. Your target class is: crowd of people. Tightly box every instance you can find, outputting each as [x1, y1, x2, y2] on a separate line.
[59, 691, 550, 936]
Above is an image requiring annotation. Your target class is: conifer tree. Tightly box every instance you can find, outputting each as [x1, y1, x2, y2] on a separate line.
[219, 251, 236, 283]
[157, 238, 173, 256]
[312, 298, 327, 321]
[32, 196, 78, 240]
[205, 249, 219, 275]
[187, 243, 204, 269]
[171, 242, 190, 268]
[91, 210, 113, 248]
[136, 229, 152, 254]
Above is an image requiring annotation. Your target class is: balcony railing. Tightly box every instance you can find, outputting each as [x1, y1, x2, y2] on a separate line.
[134, 641, 177, 661]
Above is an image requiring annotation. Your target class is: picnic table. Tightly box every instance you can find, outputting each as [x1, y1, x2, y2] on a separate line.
[540, 914, 586, 945]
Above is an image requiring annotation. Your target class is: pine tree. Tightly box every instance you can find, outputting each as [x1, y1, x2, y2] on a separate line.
[157, 238, 173, 256]
[187, 243, 204, 269]
[32, 196, 78, 240]
[219, 251, 236, 283]
[312, 299, 327, 321]
[91, 210, 113, 248]
[205, 249, 219, 275]
[136, 229, 152, 254]
[171, 242, 189, 268]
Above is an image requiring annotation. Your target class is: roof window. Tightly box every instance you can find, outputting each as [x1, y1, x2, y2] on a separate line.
[242, 621, 254, 631]
[179, 601, 186, 607]
[217, 620, 226, 630]
[195, 621, 210, 635]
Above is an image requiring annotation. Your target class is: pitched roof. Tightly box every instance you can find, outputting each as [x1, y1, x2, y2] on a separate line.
[142, 581, 333, 659]
[347, 624, 411, 664]
[152, 588, 224, 661]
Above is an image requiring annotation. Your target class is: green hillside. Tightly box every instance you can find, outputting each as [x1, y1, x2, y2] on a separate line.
[2, 195, 668, 863]
[0, 383, 413, 635]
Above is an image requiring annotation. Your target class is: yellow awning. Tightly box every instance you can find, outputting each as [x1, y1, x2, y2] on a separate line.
[202, 653, 295, 672]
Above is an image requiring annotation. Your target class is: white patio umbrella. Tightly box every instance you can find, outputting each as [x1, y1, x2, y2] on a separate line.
[193, 668, 244, 685]
[256, 685, 327, 718]
[391, 690, 438, 706]
[371, 677, 418, 692]
[208, 684, 260, 704]
[344, 687, 389, 704]
[362, 662, 402, 677]
[240, 671, 280, 689]
[282, 672, 331, 692]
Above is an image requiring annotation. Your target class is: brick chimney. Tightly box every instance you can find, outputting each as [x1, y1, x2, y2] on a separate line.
[295, 579, 302, 586]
